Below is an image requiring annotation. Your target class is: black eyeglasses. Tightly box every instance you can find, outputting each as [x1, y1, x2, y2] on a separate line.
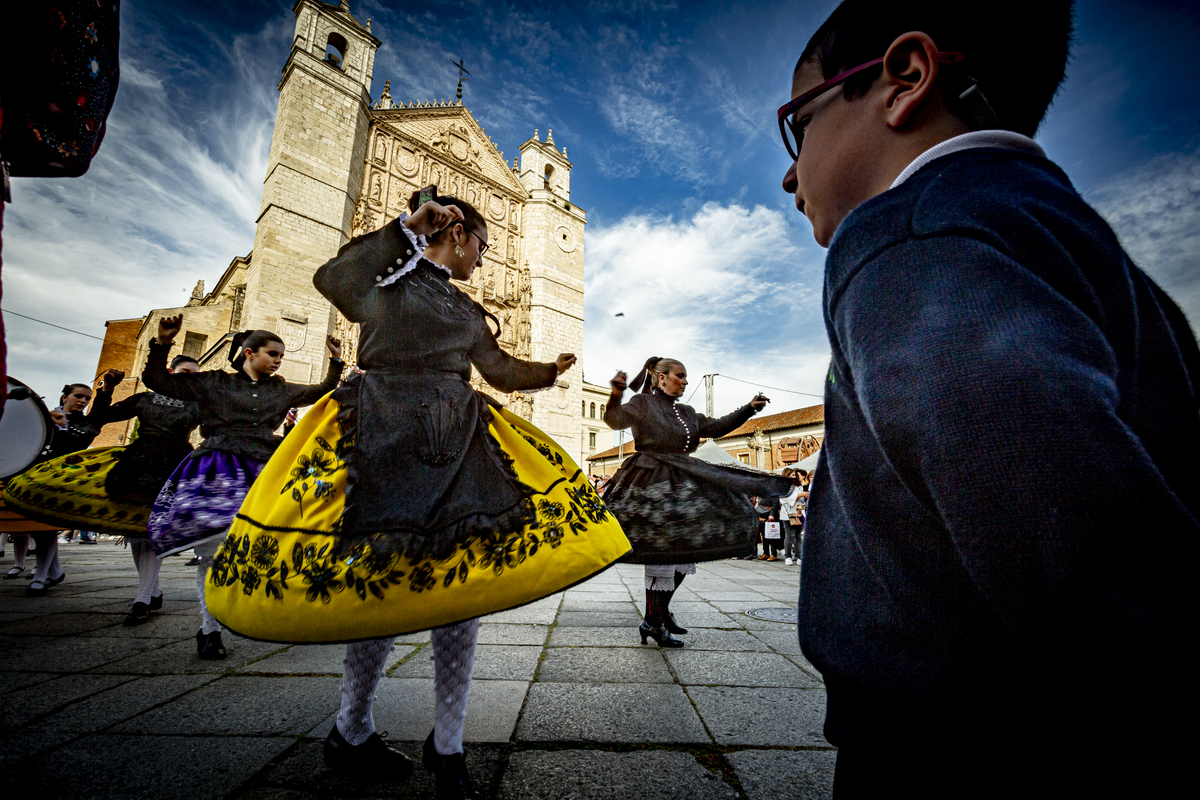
[777, 51, 965, 161]
[464, 227, 489, 257]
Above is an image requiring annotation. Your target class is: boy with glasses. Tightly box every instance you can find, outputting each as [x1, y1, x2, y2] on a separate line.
[781, 1, 1198, 795]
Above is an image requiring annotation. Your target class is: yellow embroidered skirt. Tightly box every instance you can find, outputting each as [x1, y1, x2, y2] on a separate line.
[2, 449, 153, 535]
[205, 395, 631, 643]
[0, 480, 62, 533]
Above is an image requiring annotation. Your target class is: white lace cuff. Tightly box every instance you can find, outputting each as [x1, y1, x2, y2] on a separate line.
[375, 214, 449, 287]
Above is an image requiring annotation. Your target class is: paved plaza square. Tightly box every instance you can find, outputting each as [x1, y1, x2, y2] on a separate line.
[0, 539, 834, 799]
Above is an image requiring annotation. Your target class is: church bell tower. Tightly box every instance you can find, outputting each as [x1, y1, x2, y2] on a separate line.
[240, 0, 380, 383]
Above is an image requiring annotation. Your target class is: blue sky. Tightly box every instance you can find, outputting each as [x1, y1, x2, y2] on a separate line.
[4, 0, 1198, 422]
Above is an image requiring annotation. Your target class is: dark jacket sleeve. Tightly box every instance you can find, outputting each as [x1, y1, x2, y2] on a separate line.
[697, 405, 755, 438]
[285, 359, 345, 407]
[828, 232, 1199, 651]
[141, 340, 209, 402]
[92, 392, 143, 425]
[469, 316, 557, 394]
[603, 393, 648, 430]
[86, 387, 115, 427]
[313, 218, 418, 321]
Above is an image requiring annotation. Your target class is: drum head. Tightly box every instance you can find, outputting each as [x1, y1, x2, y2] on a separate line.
[1, 378, 53, 479]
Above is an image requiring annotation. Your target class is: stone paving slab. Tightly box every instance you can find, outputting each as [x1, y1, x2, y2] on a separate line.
[374, 678, 530, 742]
[241, 738, 508, 800]
[476, 623, 549, 646]
[498, 749, 738, 800]
[0, 731, 77, 770]
[687, 687, 828, 746]
[554, 609, 644, 627]
[0, 634, 166, 672]
[239, 643, 420, 675]
[517, 683, 710, 743]
[726, 749, 837, 800]
[90, 636, 287, 674]
[0, 611, 125, 636]
[669, 628, 772, 652]
[0, 734, 294, 800]
[79, 613, 210, 640]
[28, 674, 218, 733]
[110, 675, 341, 736]
[1, 673, 133, 729]
[665, 651, 823, 688]
[547, 625, 647, 648]
[536, 645, 675, 684]
[391, 644, 542, 681]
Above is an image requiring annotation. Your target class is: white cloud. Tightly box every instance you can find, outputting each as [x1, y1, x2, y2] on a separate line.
[1087, 148, 1200, 331]
[582, 202, 830, 421]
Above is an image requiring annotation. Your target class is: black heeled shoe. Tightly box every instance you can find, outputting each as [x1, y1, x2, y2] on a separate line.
[663, 612, 688, 635]
[148, 593, 163, 612]
[639, 620, 684, 648]
[324, 723, 413, 780]
[423, 730, 481, 799]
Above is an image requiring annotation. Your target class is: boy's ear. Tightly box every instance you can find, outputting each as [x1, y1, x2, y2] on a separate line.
[881, 31, 944, 129]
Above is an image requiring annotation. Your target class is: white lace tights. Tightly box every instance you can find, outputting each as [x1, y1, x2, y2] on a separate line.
[130, 540, 162, 605]
[336, 617, 480, 754]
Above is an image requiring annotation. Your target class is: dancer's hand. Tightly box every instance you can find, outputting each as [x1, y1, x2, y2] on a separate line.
[610, 371, 628, 393]
[407, 201, 465, 237]
[50, 409, 67, 427]
[555, 354, 577, 375]
[157, 314, 183, 344]
[750, 393, 769, 411]
[326, 335, 343, 360]
[100, 369, 125, 391]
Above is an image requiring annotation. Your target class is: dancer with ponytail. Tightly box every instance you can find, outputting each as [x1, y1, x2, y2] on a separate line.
[142, 320, 344, 658]
[2, 376, 116, 595]
[6, 357, 202, 623]
[203, 189, 629, 798]
[603, 358, 792, 647]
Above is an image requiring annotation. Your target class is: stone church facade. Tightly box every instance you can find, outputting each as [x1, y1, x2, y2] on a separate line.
[94, 0, 590, 463]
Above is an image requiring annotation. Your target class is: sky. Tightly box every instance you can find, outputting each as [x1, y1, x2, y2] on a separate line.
[4, 0, 1199, 429]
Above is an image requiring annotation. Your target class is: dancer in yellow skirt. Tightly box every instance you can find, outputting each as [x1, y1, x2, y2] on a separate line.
[6, 356, 203, 624]
[206, 190, 629, 797]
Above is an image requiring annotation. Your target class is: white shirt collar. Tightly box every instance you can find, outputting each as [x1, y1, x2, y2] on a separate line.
[890, 130, 1046, 189]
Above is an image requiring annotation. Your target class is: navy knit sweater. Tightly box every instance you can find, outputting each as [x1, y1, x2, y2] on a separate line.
[800, 148, 1200, 748]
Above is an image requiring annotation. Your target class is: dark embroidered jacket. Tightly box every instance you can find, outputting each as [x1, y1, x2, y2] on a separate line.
[43, 391, 111, 460]
[603, 389, 755, 453]
[141, 341, 344, 462]
[310, 217, 558, 557]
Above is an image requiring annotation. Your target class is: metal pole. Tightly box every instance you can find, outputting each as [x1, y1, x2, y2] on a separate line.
[705, 374, 716, 419]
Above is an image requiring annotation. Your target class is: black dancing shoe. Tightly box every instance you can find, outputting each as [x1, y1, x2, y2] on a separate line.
[25, 581, 48, 597]
[639, 620, 684, 648]
[4, 566, 24, 580]
[46, 573, 65, 588]
[124, 602, 151, 626]
[196, 629, 228, 660]
[423, 730, 481, 799]
[323, 723, 414, 780]
[663, 611, 688, 635]
[148, 593, 164, 612]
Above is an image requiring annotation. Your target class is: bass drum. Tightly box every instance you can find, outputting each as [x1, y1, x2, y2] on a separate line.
[1, 377, 53, 480]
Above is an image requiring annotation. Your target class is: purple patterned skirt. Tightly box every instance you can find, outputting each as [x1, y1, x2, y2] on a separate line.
[148, 450, 265, 557]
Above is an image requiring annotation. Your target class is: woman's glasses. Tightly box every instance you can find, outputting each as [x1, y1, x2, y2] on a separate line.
[777, 52, 965, 161]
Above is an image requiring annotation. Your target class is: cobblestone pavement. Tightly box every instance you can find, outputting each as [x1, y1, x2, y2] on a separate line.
[0, 538, 834, 799]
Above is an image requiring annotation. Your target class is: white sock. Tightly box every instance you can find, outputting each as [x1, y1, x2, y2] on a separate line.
[131, 541, 162, 604]
[196, 561, 221, 634]
[0, 532, 6, 556]
[432, 617, 479, 756]
[30, 533, 62, 583]
[9, 534, 28, 569]
[337, 637, 395, 746]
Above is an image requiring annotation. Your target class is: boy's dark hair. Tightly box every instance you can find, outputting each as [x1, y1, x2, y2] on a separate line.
[797, 0, 1074, 136]
[170, 355, 199, 370]
[407, 190, 488, 245]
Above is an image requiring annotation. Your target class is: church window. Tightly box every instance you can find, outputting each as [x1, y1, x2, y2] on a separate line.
[543, 163, 554, 189]
[589, 402, 595, 418]
[738, 453, 750, 464]
[600, 404, 605, 416]
[182, 331, 208, 359]
[582, 400, 586, 416]
[325, 33, 349, 70]
[589, 432, 596, 449]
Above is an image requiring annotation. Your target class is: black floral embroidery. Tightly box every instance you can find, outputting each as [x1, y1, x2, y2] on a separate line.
[214, 428, 615, 604]
[281, 437, 343, 518]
